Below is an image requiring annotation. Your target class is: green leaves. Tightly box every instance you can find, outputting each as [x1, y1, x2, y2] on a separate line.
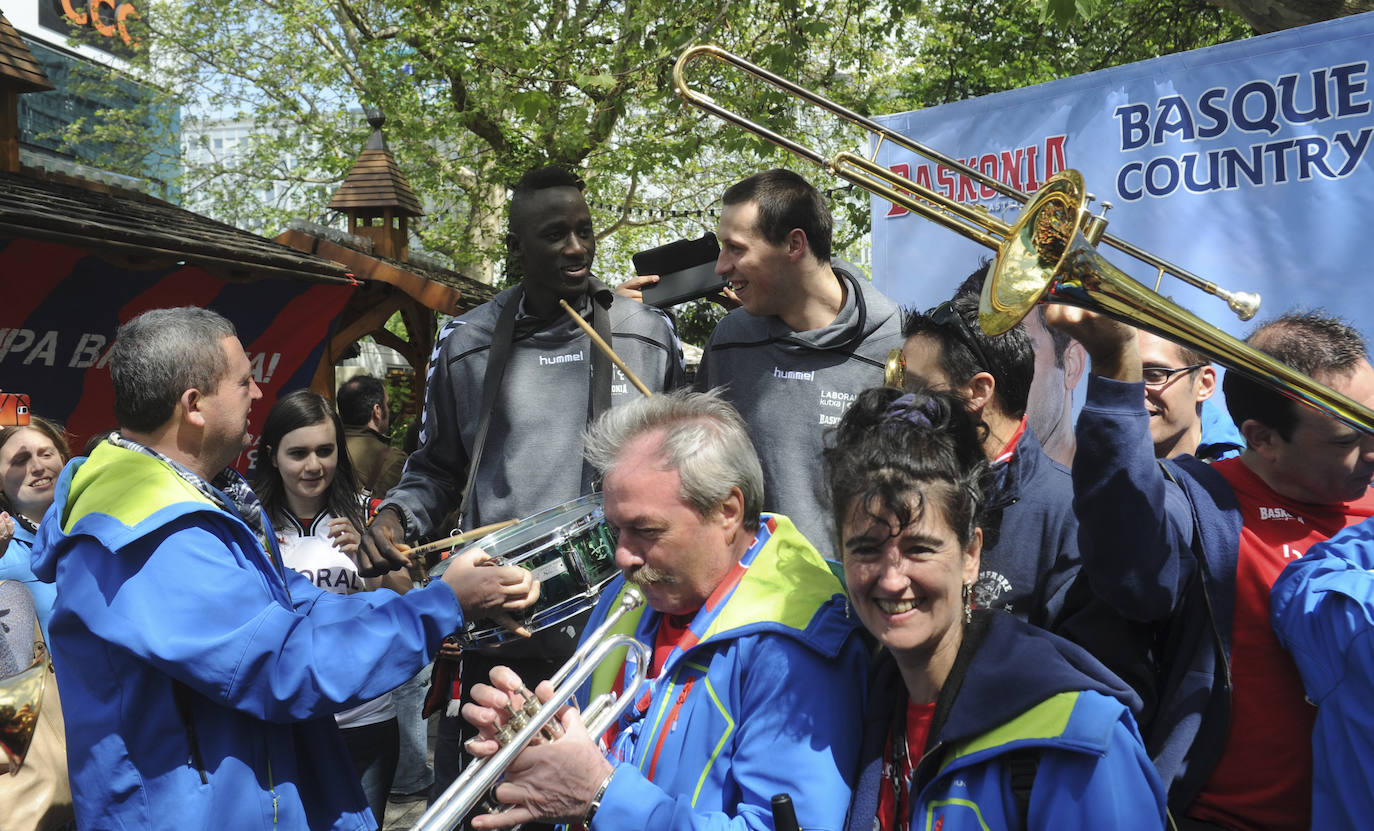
[575, 72, 619, 93]
[1032, 0, 1103, 26]
[59, 0, 1249, 344]
[511, 90, 553, 121]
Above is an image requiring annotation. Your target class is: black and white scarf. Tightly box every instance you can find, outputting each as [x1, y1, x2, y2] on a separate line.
[106, 433, 274, 558]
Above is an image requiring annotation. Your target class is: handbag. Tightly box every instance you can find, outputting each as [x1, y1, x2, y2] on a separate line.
[0, 580, 74, 831]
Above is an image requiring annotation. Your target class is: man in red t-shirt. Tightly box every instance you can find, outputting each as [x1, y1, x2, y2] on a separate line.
[1048, 306, 1374, 830]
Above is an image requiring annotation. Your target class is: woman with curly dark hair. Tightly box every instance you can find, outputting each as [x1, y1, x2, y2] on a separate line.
[826, 385, 1165, 831]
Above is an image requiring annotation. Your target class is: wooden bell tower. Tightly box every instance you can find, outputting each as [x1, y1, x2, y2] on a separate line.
[0, 13, 55, 173]
[327, 111, 423, 261]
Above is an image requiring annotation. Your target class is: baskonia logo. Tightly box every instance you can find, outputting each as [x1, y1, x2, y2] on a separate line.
[48, 0, 142, 49]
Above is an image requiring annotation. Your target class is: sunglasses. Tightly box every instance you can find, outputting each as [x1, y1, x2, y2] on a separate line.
[928, 300, 994, 373]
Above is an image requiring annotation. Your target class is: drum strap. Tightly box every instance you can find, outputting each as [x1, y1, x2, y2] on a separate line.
[457, 286, 523, 530]
[457, 285, 614, 530]
[588, 291, 613, 425]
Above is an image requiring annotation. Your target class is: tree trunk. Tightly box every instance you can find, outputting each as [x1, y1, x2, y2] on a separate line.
[1209, 0, 1373, 33]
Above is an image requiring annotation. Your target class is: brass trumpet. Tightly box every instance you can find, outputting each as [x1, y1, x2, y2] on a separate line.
[412, 587, 652, 831]
[673, 44, 1374, 435]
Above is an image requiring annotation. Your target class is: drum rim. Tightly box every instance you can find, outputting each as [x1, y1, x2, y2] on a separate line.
[460, 572, 621, 648]
[428, 492, 607, 578]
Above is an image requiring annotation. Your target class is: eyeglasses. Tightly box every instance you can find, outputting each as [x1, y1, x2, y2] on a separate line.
[928, 300, 993, 374]
[1141, 364, 1205, 387]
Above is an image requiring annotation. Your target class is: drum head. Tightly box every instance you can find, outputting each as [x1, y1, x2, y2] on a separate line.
[432, 494, 620, 648]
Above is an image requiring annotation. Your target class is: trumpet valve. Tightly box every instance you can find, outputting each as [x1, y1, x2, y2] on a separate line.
[495, 719, 520, 746]
[497, 705, 534, 746]
[518, 686, 542, 716]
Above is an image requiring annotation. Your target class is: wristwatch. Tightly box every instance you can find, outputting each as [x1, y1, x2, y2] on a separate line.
[582, 767, 617, 828]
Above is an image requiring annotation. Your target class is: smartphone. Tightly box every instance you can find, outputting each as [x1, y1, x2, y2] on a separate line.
[631, 232, 726, 309]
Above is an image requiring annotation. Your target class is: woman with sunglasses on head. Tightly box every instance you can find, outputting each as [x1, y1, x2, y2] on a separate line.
[825, 386, 1165, 831]
[253, 389, 408, 828]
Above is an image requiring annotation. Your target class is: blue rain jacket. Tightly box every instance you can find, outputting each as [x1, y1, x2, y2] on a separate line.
[577, 514, 869, 831]
[1, 520, 56, 640]
[30, 442, 463, 830]
[1271, 518, 1374, 831]
[847, 611, 1166, 831]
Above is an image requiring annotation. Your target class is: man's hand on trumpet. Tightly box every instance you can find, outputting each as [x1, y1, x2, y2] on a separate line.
[462, 665, 616, 828]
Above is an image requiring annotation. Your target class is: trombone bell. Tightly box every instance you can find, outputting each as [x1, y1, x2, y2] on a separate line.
[982, 170, 1089, 336]
[980, 172, 1374, 435]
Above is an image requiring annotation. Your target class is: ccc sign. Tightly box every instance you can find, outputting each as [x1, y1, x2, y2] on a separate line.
[47, 0, 141, 49]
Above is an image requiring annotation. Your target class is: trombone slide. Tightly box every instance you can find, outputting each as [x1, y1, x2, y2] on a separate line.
[672, 44, 1374, 435]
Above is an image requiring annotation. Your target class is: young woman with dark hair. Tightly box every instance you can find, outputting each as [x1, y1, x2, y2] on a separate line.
[1, 415, 72, 640]
[253, 389, 404, 827]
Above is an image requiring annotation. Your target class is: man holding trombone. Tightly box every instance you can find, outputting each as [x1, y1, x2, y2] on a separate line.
[458, 390, 868, 831]
[1050, 306, 1374, 829]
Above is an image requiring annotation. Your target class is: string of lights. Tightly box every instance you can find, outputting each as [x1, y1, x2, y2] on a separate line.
[584, 198, 720, 220]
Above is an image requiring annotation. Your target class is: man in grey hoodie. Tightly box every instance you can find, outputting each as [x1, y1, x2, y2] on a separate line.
[358, 165, 684, 816]
[695, 168, 903, 555]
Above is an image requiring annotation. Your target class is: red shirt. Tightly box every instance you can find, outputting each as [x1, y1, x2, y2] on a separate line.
[604, 611, 697, 748]
[876, 699, 937, 831]
[651, 613, 694, 678]
[1188, 458, 1374, 831]
[993, 415, 1029, 465]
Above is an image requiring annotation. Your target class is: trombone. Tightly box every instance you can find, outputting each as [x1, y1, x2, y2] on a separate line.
[412, 587, 652, 831]
[673, 44, 1374, 435]
[673, 44, 1260, 323]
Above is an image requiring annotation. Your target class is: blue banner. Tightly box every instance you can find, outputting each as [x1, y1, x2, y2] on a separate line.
[871, 12, 1374, 339]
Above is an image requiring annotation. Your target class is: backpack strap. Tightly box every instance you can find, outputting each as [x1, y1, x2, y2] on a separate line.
[1005, 747, 1042, 827]
[1156, 460, 1233, 694]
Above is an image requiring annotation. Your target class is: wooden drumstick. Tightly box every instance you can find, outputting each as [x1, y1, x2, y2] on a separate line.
[405, 518, 521, 562]
[559, 299, 654, 398]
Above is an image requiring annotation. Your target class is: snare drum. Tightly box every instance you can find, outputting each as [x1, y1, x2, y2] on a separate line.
[431, 493, 619, 648]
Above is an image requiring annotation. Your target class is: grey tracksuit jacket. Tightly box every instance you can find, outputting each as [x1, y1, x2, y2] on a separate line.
[695, 262, 903, 555]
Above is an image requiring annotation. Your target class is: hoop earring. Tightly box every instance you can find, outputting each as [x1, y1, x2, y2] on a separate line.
[961, 581, 973, 624]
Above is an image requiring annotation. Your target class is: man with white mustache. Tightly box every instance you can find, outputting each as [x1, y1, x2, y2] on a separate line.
[696, 168, 903, 555]
[461, 390, 868, 831]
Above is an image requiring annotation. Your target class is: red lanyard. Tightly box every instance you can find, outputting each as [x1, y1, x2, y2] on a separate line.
[877, 699, 936, 831]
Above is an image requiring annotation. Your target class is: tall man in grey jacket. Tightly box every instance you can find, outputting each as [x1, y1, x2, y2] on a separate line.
[358, 165, 684, 813]
[696, 168, 903, 553]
